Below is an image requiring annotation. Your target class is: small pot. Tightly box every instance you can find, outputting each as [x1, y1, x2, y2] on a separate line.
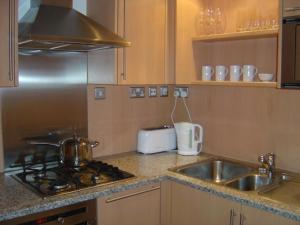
[61, 137, 99, 167]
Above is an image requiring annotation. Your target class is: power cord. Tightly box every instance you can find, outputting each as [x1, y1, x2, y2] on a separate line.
[171, 93, 192, 125]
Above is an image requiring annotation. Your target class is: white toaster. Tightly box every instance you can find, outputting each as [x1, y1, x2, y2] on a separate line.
[137, 126, 176, 154]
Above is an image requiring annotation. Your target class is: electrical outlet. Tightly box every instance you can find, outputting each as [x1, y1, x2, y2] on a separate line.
[160, 86, 168, 97]
[94, 87, 106, 100]
[148, 87, 157, 97]
[130, 87, 145, 98]
[174, 87, 189, 98]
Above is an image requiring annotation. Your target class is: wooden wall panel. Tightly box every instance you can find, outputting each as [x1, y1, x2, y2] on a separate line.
[173, 85, 300, 173]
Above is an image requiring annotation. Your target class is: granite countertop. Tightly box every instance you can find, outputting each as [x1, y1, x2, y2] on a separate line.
[0, 152, 299, 222]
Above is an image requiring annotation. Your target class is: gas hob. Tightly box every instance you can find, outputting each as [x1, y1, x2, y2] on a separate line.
[14, 161, 135, 198]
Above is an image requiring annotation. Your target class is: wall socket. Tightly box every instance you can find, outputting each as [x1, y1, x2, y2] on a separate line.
[174, 87, 189, 98]
[130, 87, 145, 98]
[94, 87, 106, 100]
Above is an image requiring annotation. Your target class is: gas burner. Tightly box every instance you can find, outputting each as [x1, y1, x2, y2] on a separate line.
[14, 160, 135, 197]
[36, 170, 57, 180]
[51, 180, 71, 191]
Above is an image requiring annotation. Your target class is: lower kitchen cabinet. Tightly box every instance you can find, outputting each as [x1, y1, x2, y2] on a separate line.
[241, 204, 299, 225]
[210, 194, 241, 225]
[170, 182, 211, 225]
[97, 183, 161, 225]
[169, 181, 299, 225]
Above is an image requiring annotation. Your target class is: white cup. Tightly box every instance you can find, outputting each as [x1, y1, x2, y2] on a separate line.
[243, 65, 258, 82]
[202, 66, 214, 81]
[230, 65, 242, 81]
[215, 65, 228, 81]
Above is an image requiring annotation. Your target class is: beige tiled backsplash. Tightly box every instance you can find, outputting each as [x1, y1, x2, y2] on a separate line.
[88, 85, 173, 158]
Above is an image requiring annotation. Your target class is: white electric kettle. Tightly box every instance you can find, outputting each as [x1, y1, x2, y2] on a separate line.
[174, 122, 203, 156]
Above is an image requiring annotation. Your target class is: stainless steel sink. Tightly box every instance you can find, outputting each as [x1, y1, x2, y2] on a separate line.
[170, 158, 254, 183]
[225, 174, 272, 191]
[169, 157, 296, 195]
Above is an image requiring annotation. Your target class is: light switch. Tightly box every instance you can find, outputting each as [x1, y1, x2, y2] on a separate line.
[94, 87, 106, 100]
[148, 87, 157, 97]
[160, 86, 168, 97]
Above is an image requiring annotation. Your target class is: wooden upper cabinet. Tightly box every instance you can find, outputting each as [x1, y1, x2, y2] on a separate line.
[117, 0, 169, 85]
[0, 0, 18, 87]
[87, 0, 174, 85]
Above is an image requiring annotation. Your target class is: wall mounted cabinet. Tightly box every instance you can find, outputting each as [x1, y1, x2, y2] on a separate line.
[87, 0, 175, 85]
[0, 0, 18, 87]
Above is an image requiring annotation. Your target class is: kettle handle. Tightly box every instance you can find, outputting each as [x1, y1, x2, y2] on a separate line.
[193, 124, 203, 153]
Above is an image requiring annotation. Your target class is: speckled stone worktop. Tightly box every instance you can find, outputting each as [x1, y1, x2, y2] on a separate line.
[0, 152, 299, 222]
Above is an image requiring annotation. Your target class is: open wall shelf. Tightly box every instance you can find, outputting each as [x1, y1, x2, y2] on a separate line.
[191, 80, 277, 88]
[192, 29, 278, 42]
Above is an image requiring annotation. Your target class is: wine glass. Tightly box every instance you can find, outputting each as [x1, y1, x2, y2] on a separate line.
[195, 9, 205, 35]
[214, 8, 226, 34]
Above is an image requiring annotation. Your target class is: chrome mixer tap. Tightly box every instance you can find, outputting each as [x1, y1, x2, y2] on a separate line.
[258, 153, 276, 178]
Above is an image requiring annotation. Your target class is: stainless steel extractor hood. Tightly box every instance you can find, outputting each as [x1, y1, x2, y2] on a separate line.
[19, 4, 131, 52]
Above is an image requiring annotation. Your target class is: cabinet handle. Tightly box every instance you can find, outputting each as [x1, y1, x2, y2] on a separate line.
[8, 0, 15, 82]
[229, 209, 237, 225]
[12, 0, 16, 81]
[122, 0, 127, 81]
[105, 186, 160, 203]
[8, 0, 12, 81]
[239, 214, 246, 225]
[122, 48, 127, 80]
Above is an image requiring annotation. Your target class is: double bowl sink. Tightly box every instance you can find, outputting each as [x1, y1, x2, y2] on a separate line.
[170, 158, 291, 192]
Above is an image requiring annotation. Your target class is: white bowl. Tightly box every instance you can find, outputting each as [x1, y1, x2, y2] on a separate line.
[258, 73, 274, 82]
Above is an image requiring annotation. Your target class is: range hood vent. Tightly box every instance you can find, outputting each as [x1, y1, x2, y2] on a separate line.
[19, 5, 131, 53]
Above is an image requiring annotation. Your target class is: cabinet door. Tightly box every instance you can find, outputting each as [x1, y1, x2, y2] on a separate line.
[97, 184, 161, 225]
[170, 182, 211, 225]
[0, 0, 18, 87]
[87, 0, 118, 84]
[117, 0, 167, 84]
[210, 194, 241, 225]
[241, 205, 300, 225]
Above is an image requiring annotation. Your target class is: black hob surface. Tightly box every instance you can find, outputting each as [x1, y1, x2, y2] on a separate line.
[14, 161, 135, 197]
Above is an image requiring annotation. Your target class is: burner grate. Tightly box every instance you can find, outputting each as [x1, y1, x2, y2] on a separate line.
[14, 161, 135, 197]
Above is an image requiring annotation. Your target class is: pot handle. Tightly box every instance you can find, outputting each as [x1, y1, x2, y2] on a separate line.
[90, 141, 99, 149]
[26, 141, 60, 148]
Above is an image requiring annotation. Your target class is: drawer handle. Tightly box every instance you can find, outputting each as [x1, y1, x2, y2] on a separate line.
[105, 186, 160, 203]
